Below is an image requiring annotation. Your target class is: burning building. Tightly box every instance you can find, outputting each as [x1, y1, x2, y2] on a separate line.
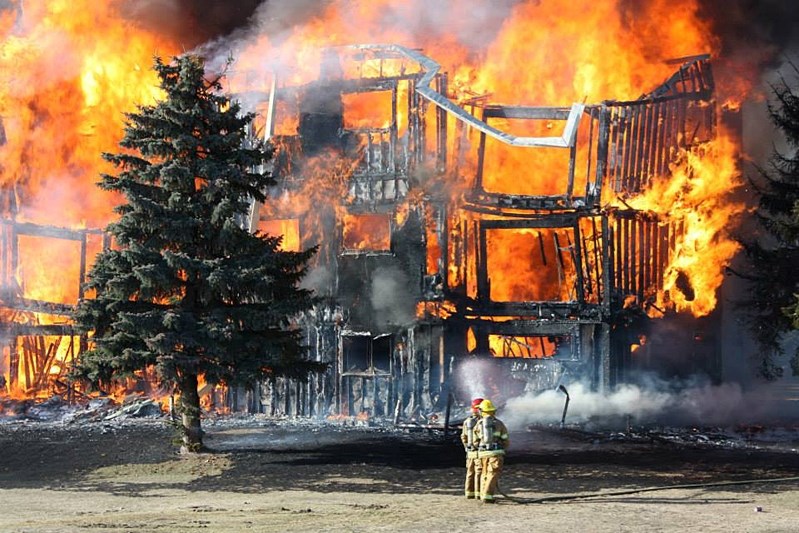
[234, 44, 738, 419]
[0, 1, 755, 419]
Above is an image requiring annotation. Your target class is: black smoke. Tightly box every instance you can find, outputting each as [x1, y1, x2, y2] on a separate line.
[697, 0, 799, 99]
[120, 0, 264, 49]
[699, 0, 799, 60]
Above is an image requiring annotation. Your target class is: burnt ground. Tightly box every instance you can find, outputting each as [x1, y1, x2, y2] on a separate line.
[1, 415, 799, 532]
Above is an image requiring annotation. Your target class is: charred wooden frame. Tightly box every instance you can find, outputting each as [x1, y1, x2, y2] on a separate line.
[243, 50, 717, 416]
[0, 217, 107, 394]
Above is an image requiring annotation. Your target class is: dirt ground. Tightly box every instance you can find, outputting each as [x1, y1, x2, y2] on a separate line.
[1, 415, 799, 533]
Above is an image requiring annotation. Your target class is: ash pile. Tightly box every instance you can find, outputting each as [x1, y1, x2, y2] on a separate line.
[0, 394, 165, 426]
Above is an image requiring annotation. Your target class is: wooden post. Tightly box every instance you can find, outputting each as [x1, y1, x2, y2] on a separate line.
[636, 214, 650, 304]
[78, 233, 87, 300]
[436, 73, 448, 173]
[393, 398, 402, 426]
[443, 392, 452, 438]
[8, 339, 18, 391]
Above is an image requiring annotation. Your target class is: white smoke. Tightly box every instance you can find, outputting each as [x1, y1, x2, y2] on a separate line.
[497, 377, 799, 430]
[457, 358, 496, 402]
[369, 265, 415, 326]
[300, 265, 333, 296]
[454, 357, 535, 404]
[454, 356, 799, 430]
[197, 0, 525, 85]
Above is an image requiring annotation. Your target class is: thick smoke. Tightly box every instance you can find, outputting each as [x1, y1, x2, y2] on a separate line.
[706, 1, 799, 387]
[255, 0, 522, 48]
[300, 265, 334, 296]
[696, 0, 799, 149]
[118, 1, 799, 98]
[120, 0, 263, 49]
[698, 0, 799, 66]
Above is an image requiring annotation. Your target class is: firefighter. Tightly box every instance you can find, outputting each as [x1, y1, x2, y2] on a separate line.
[460, 397, 484, 499]
[474, 398, 509, 503]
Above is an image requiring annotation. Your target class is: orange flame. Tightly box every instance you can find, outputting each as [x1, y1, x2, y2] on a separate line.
[259, 219, 301, 252]
[343, 213, 391, 251]
[622, 128, 743, 316]
[0, 0, 176, 227]
[469, 0, 717, 104]
[228, 0, 750, 321]
[490, 335, 557, 358]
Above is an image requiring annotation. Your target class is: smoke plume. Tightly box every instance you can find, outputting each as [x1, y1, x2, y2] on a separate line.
[121, 0, 263, 49]
[500, 378, 799, 430]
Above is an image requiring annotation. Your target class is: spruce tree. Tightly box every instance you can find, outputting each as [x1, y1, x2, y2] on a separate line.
[785, 200, 799, 331]
[738, 67, 799, 378]
[72, 55, 320, 451]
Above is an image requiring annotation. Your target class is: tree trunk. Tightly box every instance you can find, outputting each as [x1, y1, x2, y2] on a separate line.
[178, 371, 203, 452]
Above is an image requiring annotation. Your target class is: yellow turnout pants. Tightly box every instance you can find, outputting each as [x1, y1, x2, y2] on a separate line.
[480, 454, 504, 501]
[464, 454, 482, 497]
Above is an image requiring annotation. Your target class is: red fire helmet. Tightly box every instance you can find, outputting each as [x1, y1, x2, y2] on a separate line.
[471, 397, 485, 409]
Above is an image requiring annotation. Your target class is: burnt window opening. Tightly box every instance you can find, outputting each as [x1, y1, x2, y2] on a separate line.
[0, 220, 107, 395]
[299, 82, 344, 155]
[372, 334, 391, 372]
[17, 235, 83, 304]
[271, 98, 300, 137]
[481, 144, 569, 198]
[342, 333, 392, 373]
[474, 106, 589, 199]
[258, 218, 301, 252]
[489, 334, 574, 359]
[484, 227, 578, 303]
[343, 335, 369, 372]
[342, 90, 393, 130]
[342, 213, 391, 252]
[340, 89, 398, 179]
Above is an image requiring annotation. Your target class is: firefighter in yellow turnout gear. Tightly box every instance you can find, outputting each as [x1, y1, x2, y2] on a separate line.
[474, 399, 509, 503]
[460, 397, 484, 498]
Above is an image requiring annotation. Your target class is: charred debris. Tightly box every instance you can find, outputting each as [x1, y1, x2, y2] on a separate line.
[0, 45, 731, 424]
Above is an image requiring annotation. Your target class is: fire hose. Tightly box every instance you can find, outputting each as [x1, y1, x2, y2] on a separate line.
[497, 475, 799, 504]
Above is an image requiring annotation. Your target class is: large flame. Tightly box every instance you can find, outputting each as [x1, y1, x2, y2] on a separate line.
[0, 0, 175, 227]
[623, 128, 743, 316]
[469, 0, 716, 104]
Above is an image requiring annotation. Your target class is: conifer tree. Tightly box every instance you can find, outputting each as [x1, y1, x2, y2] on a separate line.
[72, 55, 319, 450]
[738, 67, 799, 378]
